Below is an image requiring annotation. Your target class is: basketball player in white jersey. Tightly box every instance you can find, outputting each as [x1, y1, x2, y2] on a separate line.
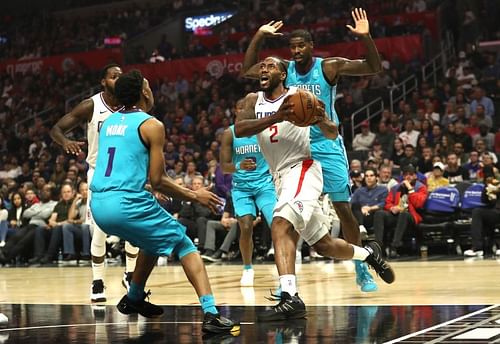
[50, 64, 139, 303]
[234, 57, 394, 321]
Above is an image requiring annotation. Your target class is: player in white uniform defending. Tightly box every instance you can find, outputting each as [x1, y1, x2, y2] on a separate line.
[235, 57, 394, 321]
[50, 64, 138, 302]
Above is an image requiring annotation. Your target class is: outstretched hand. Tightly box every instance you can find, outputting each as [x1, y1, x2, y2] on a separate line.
[63, 140, 86, 155]
[194, 188, 223, 214]
[258, 20, 284, 37]
[346, 8, 370, 36]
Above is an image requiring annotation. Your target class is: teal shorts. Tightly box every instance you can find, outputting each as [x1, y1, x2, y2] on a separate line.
[90, 190, 194, 257]
[312, 135, 351, 202]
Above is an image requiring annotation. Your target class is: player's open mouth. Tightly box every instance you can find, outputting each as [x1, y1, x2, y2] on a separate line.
[260, 75, 270, 87]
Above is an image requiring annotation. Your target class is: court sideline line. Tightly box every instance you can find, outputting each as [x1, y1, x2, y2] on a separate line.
[383, 304, 499, 344]
[0, 321, 255, 332]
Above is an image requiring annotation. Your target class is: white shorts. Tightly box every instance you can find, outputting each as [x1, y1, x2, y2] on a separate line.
[273, 159, 329, 245]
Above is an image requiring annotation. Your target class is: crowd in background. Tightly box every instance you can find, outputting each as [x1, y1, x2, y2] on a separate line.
[0, 0, 499, 266]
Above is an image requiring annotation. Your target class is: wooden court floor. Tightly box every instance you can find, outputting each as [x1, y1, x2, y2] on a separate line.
[1, 258, 500, 343]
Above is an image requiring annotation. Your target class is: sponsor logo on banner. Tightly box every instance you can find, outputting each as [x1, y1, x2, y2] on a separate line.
[206, 58, 242, 78]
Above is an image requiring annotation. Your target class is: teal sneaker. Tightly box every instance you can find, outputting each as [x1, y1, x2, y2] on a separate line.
[354, 260, 378, 292]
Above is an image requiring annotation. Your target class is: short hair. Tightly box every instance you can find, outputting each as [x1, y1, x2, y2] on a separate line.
[290, 29, 313, 42]
[100, 63, 121, 80]
[364, 168, 378, 177]
[115, 70, 144, 107]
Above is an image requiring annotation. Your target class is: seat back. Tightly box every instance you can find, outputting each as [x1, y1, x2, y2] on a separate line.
[425, 186, 460, 213]
[461, 183, 486, 210]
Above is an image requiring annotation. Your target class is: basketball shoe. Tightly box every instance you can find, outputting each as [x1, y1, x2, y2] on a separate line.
[117, 290, 163, 318]
[355, 260, 378, 292]
[122, 272, 133, 291]
[258, 291, 307, 321]
[90, 279, 106, 302]
[202, 312, 240, 334]
[364, 241, 395, 284]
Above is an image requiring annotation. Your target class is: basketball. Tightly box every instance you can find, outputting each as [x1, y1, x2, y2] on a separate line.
[287, 89, 321, 127]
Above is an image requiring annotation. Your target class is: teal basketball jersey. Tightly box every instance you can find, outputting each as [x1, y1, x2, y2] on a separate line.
[90, 110, 152, 193]
[229, 125, 272, 188]
[286, 57, 338, 143]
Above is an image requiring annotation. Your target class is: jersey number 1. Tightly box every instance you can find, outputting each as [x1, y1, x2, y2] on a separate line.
[269, 125, 279, 143]
[105, 147, 116, 177]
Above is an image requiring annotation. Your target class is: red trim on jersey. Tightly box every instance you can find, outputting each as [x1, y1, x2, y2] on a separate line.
[263, 89, 289, 103]
[294, 159, 313, 198]
[100, 92, 124, 113]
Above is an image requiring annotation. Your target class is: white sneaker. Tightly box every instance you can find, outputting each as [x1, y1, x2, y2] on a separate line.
[240, 269, 254, 287]
[0, 241, 5, 248]
[496, 249, 500, 256]
[296, 250, 302, 264]
[464, 249, 484, 257]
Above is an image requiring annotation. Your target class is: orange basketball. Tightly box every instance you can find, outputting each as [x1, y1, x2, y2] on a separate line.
[287, 89, 320, 127]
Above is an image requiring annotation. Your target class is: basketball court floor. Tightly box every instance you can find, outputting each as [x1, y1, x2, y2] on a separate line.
[1, 257, 499, 343]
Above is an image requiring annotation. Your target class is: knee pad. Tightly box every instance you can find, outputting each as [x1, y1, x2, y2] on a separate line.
[90, 225, 107, 257]
[173, 235, 197, 259]
[125, 241, 139, 255]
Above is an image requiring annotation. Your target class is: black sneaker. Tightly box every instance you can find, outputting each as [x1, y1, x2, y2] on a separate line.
[121, 271, 133, 291]
[364, 241, 395, 284]
[258, 291, 307, 321]
[117, 291, 163, 318]
[202, 250, 221, 262]
[90, 279, 106, 302]
[202, 312, 240, 334]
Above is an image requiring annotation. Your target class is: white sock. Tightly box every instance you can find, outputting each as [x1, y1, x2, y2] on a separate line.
[92, 261, 105, 281]
[126, 255, 137, 273]
[279, 274, 297, 295]
[352, 245, 370, 261]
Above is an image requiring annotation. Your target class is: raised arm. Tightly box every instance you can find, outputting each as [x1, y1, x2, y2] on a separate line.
[241, 21, 288, 79]
[322, 8, 381, 82]
[234, 93, 294, 137]
[50, 98, 94, 155]
[140, 118, 222, 213]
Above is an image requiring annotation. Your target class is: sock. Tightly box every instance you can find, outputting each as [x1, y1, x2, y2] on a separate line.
[279, 274, 297, 295]
[243, 264, 252, 270]
[352, 245, 370, 261]
[199, 294, 218, 315]
[92, 261, 105, 281]
[128, 281, 145, 302]
[126, 255, 137, 273]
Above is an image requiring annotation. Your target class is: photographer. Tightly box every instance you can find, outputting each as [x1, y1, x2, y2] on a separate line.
[373, 164, 428, 257]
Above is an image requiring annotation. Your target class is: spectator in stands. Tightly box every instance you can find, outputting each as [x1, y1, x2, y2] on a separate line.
[375, 120, 395, 156]
[149, 49, 166, 63]
[378, 164, 398, 191]
[464, 167, 500, 257]
[399, 119, 420, 147]
[0, 197, 8, 247]
[453, 142, 468, 166]
[441, 102, 457, 127]
[15, 162, 32, 185]
[183, 161, 201, 187]
[430, 124, 443, 147]
[49, 162, 66, 188]
[465, 114, 481, 137]
[176, 176, 211, 250]
[478, 153, 500, 181]
[367, 140, 387, 167]
[30, 183, 74, 265]
[417, 146, 434, 174]
[61, 181, 91, 261]
[373, 164, 428, 257]
[350, 168, 388, 238]
[350, 169, 364, 194]
[464, 151, 481, 181]
[473, 123, 495, 152]
[444, 153, 469, 183]
[5, 192, 26, 244]
[470, 87, 495, 118]
[0, 185, 56, 265]
[426, 162, 449, 192]
[400, 144, 419, 170]
[352, 121, 376, 151]
[475, 139, 498, 164]
[419, 119, 432, 143]
[24, 188, 39, 207]
[201, 195, 238, 262]
[475, 105, 493, 129]
[424, 103, 440, 124]
[391, 138, 405, 168]
[452, 121, 473, 151]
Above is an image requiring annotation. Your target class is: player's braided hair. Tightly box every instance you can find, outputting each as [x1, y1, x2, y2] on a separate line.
[114, 70, 143, 108]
